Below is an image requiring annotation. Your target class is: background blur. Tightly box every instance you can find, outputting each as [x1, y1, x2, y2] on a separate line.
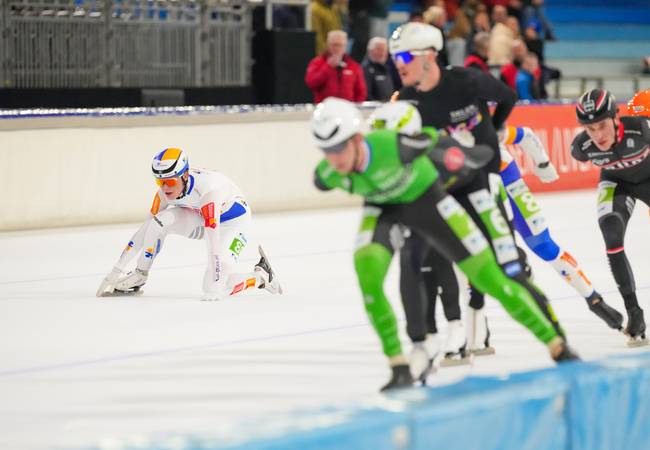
[1, 0, 649, 109]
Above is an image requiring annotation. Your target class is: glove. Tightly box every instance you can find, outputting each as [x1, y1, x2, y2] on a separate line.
[533, 161, 559, 183]
[96, 266, 122, 297]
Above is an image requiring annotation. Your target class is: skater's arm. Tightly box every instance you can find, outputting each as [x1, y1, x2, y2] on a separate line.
[502, 126, 559, 182]
[472, 69, 517, 130]
[396, 130, 438, 163]
[314, 159, 353, 192]
[97, 192, 168, 296]
[431, 135, 494, 172]
[114, 192, 169, 271]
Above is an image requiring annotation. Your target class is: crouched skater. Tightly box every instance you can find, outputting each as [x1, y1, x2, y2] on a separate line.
[97, 147, 282, 300]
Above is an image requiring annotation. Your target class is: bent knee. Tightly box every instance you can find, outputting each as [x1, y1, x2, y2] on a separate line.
[354, 244, 391, 291]
[525, 232, 560, 262]
[598, 213, 625, 248]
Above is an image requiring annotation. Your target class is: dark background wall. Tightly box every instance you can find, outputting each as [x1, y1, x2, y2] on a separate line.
[0, 30, 315, 109]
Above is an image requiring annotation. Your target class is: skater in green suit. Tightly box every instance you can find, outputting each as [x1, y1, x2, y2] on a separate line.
[311, 98, 578, 391]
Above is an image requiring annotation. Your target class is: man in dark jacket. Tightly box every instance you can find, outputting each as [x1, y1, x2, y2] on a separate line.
[305, 30, 367, 103]
[463, 31, 490, 73]
[362, 37, 402, 101]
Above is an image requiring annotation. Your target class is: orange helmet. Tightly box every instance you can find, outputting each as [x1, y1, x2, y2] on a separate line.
[627, 89, 650, 118]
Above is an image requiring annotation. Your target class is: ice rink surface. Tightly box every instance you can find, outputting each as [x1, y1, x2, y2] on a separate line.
[1, 190, 650, 450]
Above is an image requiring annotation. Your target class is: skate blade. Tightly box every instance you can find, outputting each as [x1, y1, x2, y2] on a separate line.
[99, 289, 144, 298]
[627, 336, 649, 347]
[258, 245, 283, 295]
[439, 353, 474, 367]
[468, 347, 496, 356]
[415, 361, 436, 385]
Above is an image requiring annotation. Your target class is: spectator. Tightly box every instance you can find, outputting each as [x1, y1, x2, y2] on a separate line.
[488, 6, 515, 65]
[305, 30, 367, 103]
[506, 15, 521, 39]
[279, 7, 305, 29]
[516, 52, 542, 100]
[369, 0, 391, 39]
[447, 9, 471, 66]
[466, 9, 490, 55]
[458, 0, 483, 21]
[500, 39, 527, 89]
[523, 18, 544, 62]
[643, 57, 650, 75]
[332, 0, 350, 33]
[464, 31, 490, 73]
[522, 0, 555, 41]
[348, 0, 371, 61]
[311, 0, 342, 55]
[506, 0, 524, 23]
[424, 6, 449, 67]
[522, 22, 560, 99]
[362, 37, 401, 101]
[490, 4, 509, 27]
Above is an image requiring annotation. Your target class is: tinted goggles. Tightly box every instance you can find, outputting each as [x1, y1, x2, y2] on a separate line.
[391, 50, 429, 65]
[154, 177, 180, 187]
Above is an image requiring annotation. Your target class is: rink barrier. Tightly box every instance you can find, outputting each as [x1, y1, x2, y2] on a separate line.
[87, 351, 650, 450]
[0, 101, 619, 231]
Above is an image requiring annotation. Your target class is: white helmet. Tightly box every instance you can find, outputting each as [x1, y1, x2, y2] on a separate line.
[389, 22, 443, 54]
[151, 147, 189, 179]
[369, 101, 422, 135]
[311, 98, 363, 152]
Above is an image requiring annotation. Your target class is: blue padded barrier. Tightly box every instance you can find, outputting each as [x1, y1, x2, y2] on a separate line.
[408, 374, 569, 450]
[86, 353, 650, 450]
[564, 354, 650, 450]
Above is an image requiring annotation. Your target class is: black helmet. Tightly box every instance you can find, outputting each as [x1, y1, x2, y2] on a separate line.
[576, 88, 617, 124]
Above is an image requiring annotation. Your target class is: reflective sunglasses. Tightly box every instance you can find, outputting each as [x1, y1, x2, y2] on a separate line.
[391, 50, 429, 65]
[154, 177, 180, 187]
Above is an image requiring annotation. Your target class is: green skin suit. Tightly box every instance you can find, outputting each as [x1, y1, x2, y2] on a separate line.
[314, 129, 560, 359]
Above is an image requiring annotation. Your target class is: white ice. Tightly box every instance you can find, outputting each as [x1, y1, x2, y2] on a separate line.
[1, 190, 649, 450]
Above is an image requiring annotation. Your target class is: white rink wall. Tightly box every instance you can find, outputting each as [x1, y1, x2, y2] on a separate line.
[1, 108, 361, 231]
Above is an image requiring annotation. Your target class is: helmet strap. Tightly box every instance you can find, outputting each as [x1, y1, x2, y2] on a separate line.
[612, 117, 621, 146]
[177, 174, 189, 200]
[414, 57, 428, 88]
[415, 51, 439, 92]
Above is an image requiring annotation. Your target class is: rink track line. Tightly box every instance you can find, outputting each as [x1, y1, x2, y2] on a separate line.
[0, 322, 372, 378]
[0, 249, 349, 286]
[3, 283, 650, 379]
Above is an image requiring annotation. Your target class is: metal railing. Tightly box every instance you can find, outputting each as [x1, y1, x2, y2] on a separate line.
[0, 0, 251, 88]
[549, 75, 650, 100]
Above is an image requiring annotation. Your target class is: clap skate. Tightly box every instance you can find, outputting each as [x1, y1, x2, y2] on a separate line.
[255, 246, 283, 294]
[466, 307, 496, 356]
[551, 340, 580, 362]
[409, 334, 441, 385]
[586, 292, 623, 330]
[625, 307, 649, 347]
[381, 364, 414, 392]
[439, 320, 473, 367]
[110, 269, 147, 296]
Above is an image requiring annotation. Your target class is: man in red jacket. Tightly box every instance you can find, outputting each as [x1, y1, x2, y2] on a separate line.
[305, 30, 367, 103]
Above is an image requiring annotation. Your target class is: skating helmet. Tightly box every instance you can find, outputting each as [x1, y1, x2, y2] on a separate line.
[576, 88, 617, 124]
[627, 89, 650, 118]
[389, 22, 443, 57]
[151, 147, 189, 179]
[311, 98, 363, 153]
[369, 101, 422, 135]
